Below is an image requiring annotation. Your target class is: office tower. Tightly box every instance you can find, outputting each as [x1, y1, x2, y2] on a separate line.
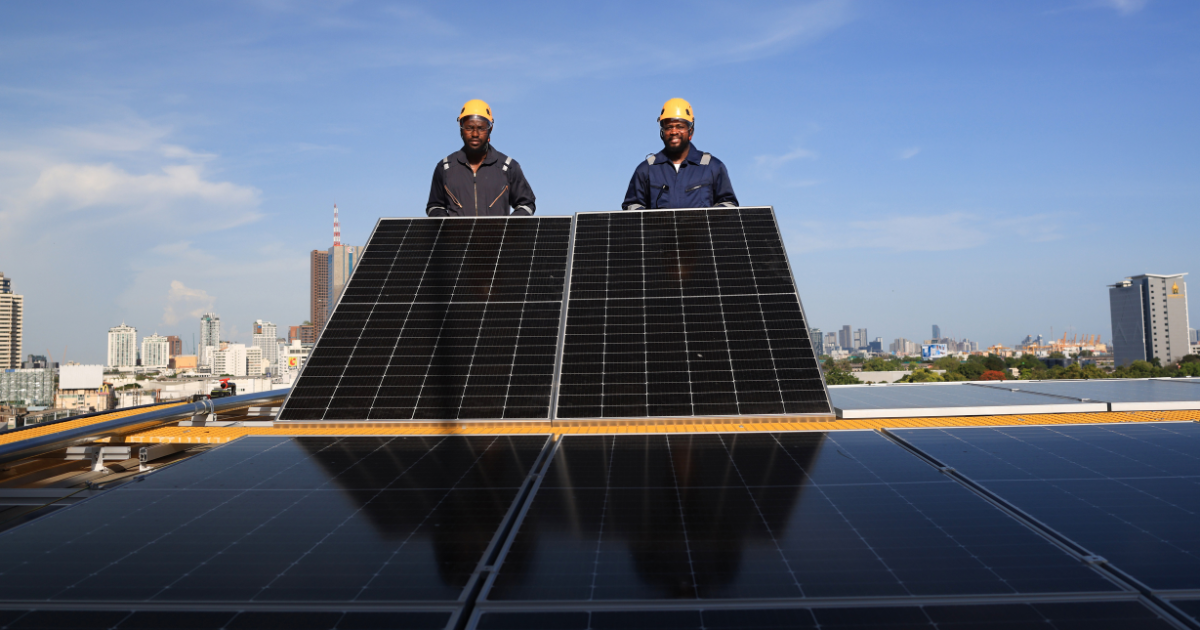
[0, 272, 22, 370]
[853, 328, 868, 350]
[199, 313, 220, 368]
[932, 324, 941, 340]
[252, 320, 279, 374]
[311, 208, 362, 336]
[311, 250, 329, 335]
[824, 332, 837, 354]
[289, 325, 317, 344]
[141, 334, 170, 368]
[107, 324, 137, 368]
[166, 335, 183, 357]
[1109, 273, 1190, 366]
[1191, 328, 1199, 344]
[838, 325, 851, 350]
[809, 328, 823, 356]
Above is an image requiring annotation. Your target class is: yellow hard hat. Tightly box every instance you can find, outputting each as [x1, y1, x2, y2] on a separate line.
[458, 99, 494, 123]
[658, 98, 694, 123]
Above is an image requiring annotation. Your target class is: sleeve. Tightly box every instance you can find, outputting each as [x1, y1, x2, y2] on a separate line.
[507, 160, 536, 216]
[622, 162, 650, 210]
[712, 160, 739, 208]
[426, 162, 449, 217]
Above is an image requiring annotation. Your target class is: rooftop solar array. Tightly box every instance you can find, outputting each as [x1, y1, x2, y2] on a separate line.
[974, 378, 1200, 411]
[556, 209, 829, 420]
[279, 218, 571, 421]
[894, 422, 1200, 593]
[279, 209, 832, 423]
[829, 382, 1105, 418]
[5, 428, 1199, 629]
[830, 378, 1200, 418]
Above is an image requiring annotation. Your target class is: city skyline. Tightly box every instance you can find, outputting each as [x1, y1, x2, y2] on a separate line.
[2, 2, 1198, 363]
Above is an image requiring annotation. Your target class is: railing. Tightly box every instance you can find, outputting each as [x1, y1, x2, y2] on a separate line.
[0, 389, 290, 465]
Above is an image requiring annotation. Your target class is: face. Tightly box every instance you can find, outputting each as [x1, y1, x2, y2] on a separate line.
[660, 119, 693, 151]
[460, 116, 492, 151]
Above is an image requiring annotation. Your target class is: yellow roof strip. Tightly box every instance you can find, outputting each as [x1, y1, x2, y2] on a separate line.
[123, 410, 1199, 444]
[0, 402, 187, 446]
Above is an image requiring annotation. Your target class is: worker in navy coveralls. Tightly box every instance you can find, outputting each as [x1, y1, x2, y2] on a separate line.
[426, 99, 536, 217]
[621, 98, 738, 210]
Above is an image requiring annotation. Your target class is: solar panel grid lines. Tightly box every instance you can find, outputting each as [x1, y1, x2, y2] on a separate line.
[481, 432, 1124, 604]
[279, 217, 571, 423]
[891, 423, 1200, 593]
[0, 435, 551, 611]
[555, 208, 831, 421]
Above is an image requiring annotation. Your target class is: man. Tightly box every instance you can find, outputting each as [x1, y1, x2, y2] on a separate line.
[621, 98, 738, 210]
[426, 99, 536, 217]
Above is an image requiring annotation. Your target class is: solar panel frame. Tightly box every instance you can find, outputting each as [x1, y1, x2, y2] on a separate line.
[829, 382, 1107, 419]
[278, 216, 571, 423]
[552, 207, 833, 422]
[972, 379, 1200, 412]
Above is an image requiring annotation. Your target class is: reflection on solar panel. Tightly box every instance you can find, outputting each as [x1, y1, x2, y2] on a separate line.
[280, 218, 571, 421]
[473, 601, 1177, 630]
[482, 433, 1118, 602]
[893, 423, 1200, 591]
[556, 209, 830, 419]
[1168, 598, 1200, 627]
[0, 436, 547, 616]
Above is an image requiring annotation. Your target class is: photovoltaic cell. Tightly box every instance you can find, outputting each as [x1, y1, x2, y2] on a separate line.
[0, 436, 548, 606]
[483, 432, 1119, 602]
[556, 209, 830, 419]
[473, 601, 1177, 629]
[894, 423, 1200, 591]
[279, 217, 571, 422]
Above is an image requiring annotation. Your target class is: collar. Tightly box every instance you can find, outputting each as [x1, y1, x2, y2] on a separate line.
[653, 143, 703, 166]
[454, 145, 501, 167]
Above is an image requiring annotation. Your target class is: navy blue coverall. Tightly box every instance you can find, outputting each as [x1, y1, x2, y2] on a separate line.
[621, 144, 738, 210]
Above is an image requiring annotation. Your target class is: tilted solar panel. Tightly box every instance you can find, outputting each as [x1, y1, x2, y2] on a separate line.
[279, 217, 571, 422]
[555, 208, 831, 420]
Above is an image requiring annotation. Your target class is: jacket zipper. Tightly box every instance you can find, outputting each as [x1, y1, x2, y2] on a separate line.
[472, 170, 478, 216]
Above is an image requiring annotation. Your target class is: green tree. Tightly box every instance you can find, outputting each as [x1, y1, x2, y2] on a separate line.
[896, 368, 944, 383]
[983, 355, 1006, 372]
[824, 368, 862, 385]
[957, 361, 987, 380]
[862, 356, 901, 372]
[1177, 362, 1200, 377]
[932, 356, 960, 371]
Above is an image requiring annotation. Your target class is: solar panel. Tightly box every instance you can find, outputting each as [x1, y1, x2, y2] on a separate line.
[829, 382, 1105, 418]
[471, 601, 1178, 630]
[974, 379, 1200, 411]
[0, 436, 548, 611]
[481, 432, 1120, 602]
[0, 610, 454, 629]
[555, 208, 831, 420]
[279, 217, 571, 422]
[893, 423, 1200, 591]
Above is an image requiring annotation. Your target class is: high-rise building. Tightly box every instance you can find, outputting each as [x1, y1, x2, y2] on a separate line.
[0, 272, 23, 370]
[199, 313, 221, 368]
[838, 325, 851, 350]
[1191, 328, 1199, 344]
[212, 343, 247, 377]
[809, 328, 823, 356]
[311, 249, 330, 334]
[141, 334, 170, 368]
[1109, 273, 1191, 366]
[932, 324, 941, 340]
[246, 346, 264, 377]
[289, 325, 317, 344]
[107, 324, 137, 368]
[824, 332, 837, 354]
[853, 328, 868, 350]
[166, 335, 183, 357]
[890, 338, 919, 356]
[252, 320, 279, 374]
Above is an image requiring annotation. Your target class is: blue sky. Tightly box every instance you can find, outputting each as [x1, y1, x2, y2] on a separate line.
[1, 0, 1197, 364]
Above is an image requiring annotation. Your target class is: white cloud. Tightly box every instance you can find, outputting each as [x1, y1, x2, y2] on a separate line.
[27, 162, 259, 218]
[899, 146, 922, 160]
[162, 280, 215, 325]
[756, 147, 819, 168]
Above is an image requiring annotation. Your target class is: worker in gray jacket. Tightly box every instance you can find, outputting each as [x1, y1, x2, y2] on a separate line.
[426, 99, 536, 217]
